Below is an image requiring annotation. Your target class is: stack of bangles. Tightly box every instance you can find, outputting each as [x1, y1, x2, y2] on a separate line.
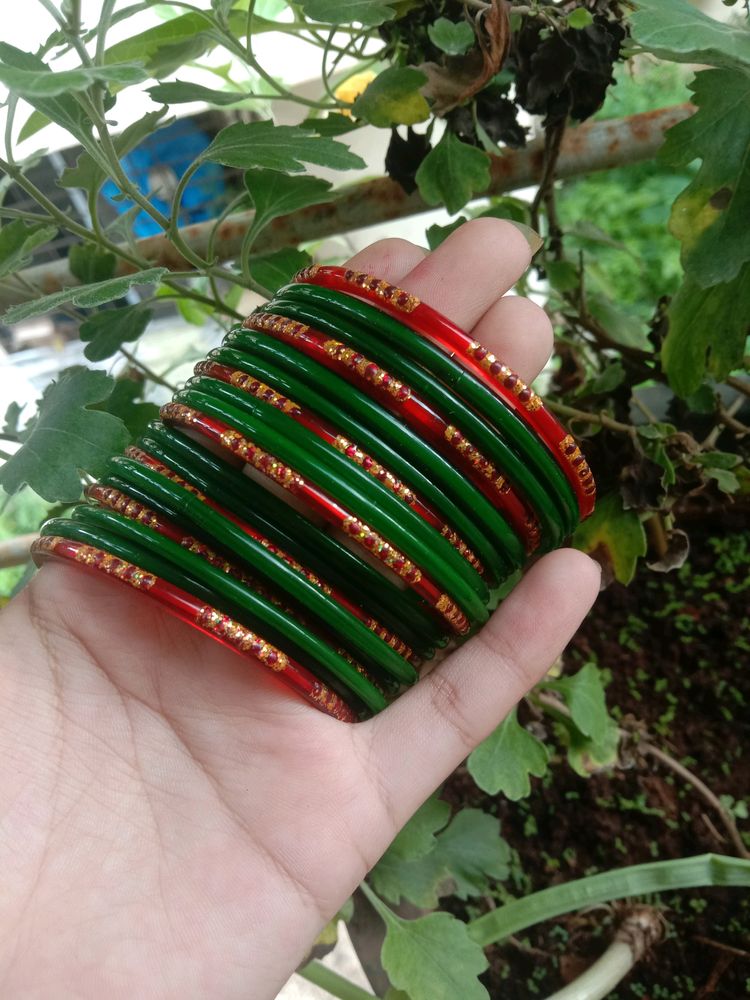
[32, 265, 595, 724]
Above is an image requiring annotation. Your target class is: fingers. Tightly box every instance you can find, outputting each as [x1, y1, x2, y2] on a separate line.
[471, 294, 554, 383]
[344, 237, 427, 282]
[363, 549, 601, 825]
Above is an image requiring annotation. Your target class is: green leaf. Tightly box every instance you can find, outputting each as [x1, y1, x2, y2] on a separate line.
[60, 110, 170, 195]
[586, 293, 651, 351]
[550, 662, 610, 744]
[250, 248, 312, 294]
[563, 716, 620, 778]
[572, 491, 647, 584]
[351, 66, 429, 127]
[69, 245, 116, 285]
[416, 130, 490, 215]
[662, 264, 750, 397]
[0, 221, 57, 279]
[200, 120, 365, 172]
[0, 55, 145, 98]
[17, 109, 51, 143]
[244, 169, 332, 246]
[94, 378, 159, 441]
[0, 367, 130, 502]
[426, 217, 468, 250]
[79, 306, 152, 362]
[379, 907, 489, 1000]
[567, 8, 594, 29]
[104, 12, 216, 77]
[630, 0, 750, 72]
[299, 0, 395, 27]
[427, 17, 475, 55]
[386, 794, 451, 861]
[370, 795, 452, 907]
[2, 268, 167, 325]
[468, 709, 549, 800]
[660, 69, 750, 287]
[0, 44, 92, 146]
[147, 80, 255, 106]
[302, 112, 361, 137]
[3, 401, 24, 437]
[431, 809, 511, 900]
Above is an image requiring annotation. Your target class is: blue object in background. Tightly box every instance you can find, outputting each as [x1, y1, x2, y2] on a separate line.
[101, 118, 227, 237]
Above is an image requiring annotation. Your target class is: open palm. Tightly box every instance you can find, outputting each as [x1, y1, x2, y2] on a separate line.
[0, 221, 600, 999]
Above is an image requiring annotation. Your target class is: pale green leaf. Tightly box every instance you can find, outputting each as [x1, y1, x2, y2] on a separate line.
[416, 130, 490, 215]
[431, 808, 511, 900]
[568, 8, 594, 29]
[0, 367, 130, 502]
[104, 12, 216, 76]
[200, 120, 365, 172]
[69, 245, 116, 285]
[467, 709, 549, 800]
[250, 248, 312, 294]
[0, 221, 57, 279]
[662, 264, 750, 397]
[630, 0, 750, 72]
[79, 306, 152, 362]
[386, 794, 451, 861]
[147, 80, 254, 106]
[572, 491, 647, 584]
[0, 55, 145, 98]
[564, 717, 620, 778]
[300, 0, 395, 27]
[551, 662, 610, 744]
[351, 66, 429, 127]
[427, 17, 475, 56]
[2, 268, 167, 325]
[660, 68, 750, 287]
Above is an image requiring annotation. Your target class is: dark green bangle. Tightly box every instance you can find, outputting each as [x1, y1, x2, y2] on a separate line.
[101, 455, 417, 687]
[270, 283, 578, 544]
[170, 386, 490, 630]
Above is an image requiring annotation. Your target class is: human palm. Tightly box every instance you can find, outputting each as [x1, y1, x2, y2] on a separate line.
[0, 222, 600, 999]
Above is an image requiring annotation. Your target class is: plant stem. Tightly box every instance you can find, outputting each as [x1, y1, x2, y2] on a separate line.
[119, 348, 177, 392]
[546, 401, 635, 437]
[298, 960, 376, 1000]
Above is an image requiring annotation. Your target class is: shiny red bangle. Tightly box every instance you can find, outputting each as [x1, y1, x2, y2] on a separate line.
[122, 445, 419, 666]
[158, 402, 471, 636]
[193, 359, 485, 577]
[243, 311, 542, 554]
[292, 264, 595, 520]
[31, 534, 357, 723]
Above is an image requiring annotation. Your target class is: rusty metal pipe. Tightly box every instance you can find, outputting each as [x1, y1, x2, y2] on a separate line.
[0, 105, 692, 310]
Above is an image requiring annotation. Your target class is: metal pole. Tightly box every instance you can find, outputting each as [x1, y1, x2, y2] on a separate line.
[0, 105, 692, 310]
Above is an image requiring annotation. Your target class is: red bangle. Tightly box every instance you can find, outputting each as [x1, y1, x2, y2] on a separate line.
[243, 311, 542, 554]
[158, 402, 471, 636]
[31, 534, 357, 723]
[292, 264, 596, 520]
[193, 360, 485, 577]
[123, 446, 419, 666]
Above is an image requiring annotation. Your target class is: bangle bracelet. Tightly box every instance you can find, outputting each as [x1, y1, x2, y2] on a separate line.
[222, 332, 514, 587]
[292, 265, 595, 518]
[33, 533, 358, 722]
[160, 396, 479, 636]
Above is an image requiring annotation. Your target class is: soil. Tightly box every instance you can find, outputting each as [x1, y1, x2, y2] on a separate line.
[444, 514, 750, 999]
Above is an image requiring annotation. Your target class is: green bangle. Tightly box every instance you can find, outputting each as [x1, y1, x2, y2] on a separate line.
[170, 386, 490, 630]
[137, 422, 442, 656]
[270, 284, 577, 544]
[102, 455, 417, 687]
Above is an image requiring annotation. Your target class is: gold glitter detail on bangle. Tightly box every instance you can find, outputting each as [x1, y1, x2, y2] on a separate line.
[364, 617, 417, 664]
[439, 524, 484, 575]
[195, 605, 288, 671]
[467, 342, 542, 412]
[342, 515, 422, 584]
[124, 447, 209, 502]
[310, 679, 357, 722]
[244, 311, 309, 339]
[559, 435, 596, 497]
[87, 485, 160, 529]
[444, 425, 510, 495]
[35, 536, 157, 592]
[333, 435, 416, 504]
[435, 592, 470, 636]
[196, 362, 304, 417]
[295, 264, 421, 312]
[322, 340, 412, 402]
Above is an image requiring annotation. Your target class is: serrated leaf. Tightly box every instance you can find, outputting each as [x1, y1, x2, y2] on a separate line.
[2, 269, 167, 325]
[416, 130, 490, 215]
[79, 306, 152, 362]
[467, 709, 549, 800]
[572, 491, 647, 584]
[244, 169, 332, 246]
[431, 809, 510, 900]
[94, 378, 159, 441]
[250, 248, 312, 294]
[387, 794, 452, 861]
[630, 0, 750, 72]
[300, 0, 395, 26]
[200, 120, 365, 172]
[69, 245, 116, 285]
[0, 368, 130, 502]
[0, 221, 57, 279]
[147, 80, 254, 106]
[562, 716, 620, 778]
[3, 401, 24, 436]
[659, 69, 750, 287]
[662, 264, 750, 397]
[551, 662, 610, 744]
[427, 17, 475, 56]
[351, 66, 429, 127]
[0, 54, 145, 97]
[104, 13, 216, 76]
[380, 908, 488, 1000]
[60, 110, 170, 195]
[301, 112, 361, 137]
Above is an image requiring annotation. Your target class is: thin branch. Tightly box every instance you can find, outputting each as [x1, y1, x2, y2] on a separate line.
[119, 348, 177, 392]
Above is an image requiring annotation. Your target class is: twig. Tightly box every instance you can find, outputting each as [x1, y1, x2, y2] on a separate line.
[545, 401, 635, 437]
[693, 936, 750, 960]
[119, 348, 177, 393]
[726, 375, 750, 399]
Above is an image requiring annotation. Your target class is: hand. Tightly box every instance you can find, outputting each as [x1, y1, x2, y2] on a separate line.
[0, 220, 600, 999]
